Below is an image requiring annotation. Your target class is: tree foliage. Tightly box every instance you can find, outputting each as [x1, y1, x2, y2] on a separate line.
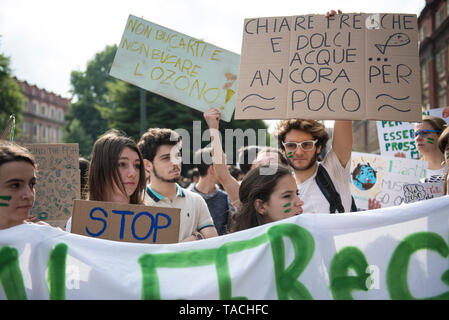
[0, 41, 23, 136]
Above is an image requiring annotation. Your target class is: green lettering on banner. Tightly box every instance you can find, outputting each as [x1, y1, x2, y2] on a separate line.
[329, 246, 370, 299]
[47, 243, 68, 300]
[139, 224, 315, 300]
[0, 246, 27, 300]
[387, 232, 449, 300]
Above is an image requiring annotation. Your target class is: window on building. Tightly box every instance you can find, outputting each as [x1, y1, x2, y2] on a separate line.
[420, 24, 427, 42]
[23, 100, 29, 110]
[42, 126, 47, 142]
[58, 110, 64, 122]
[439, 86, 447, 108]
[436, 6, 445, 28]
[41, 104, 47, 117]
[436, 50, 446, 78]
[32, 88, 36, 96]
[32, 102, 38, 114]
[50, 107, 56, 119]
[22, 122, 29, 138]
[421, 62, 428, 87]
[41, 91, 45, 99]
[59, 129, 64, 142]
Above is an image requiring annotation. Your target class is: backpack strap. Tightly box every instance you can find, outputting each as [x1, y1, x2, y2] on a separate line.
[315, 164, 346, 213]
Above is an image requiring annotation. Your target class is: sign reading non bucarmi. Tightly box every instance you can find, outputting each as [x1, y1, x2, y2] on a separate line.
[109, 14, 240, 122]
[234, 13, 422, 122]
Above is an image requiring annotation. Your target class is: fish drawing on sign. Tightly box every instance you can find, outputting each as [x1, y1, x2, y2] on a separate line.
[376, 94, 411, 113]
[374, 33, 411, 55]
[241, 93, 276, 112]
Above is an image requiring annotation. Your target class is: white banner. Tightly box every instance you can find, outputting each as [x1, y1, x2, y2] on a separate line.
[1, 196, 449, 300]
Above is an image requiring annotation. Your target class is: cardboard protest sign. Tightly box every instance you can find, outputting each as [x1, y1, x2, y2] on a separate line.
[24, 144, 80, 229]
[350, 152, 427, 209]
[235, 13, 421, 122]
[71, 200, 180, 244]
[402, 181, 445, 204]
[2, 196, 449, 300]
[109, 14, 240, 122]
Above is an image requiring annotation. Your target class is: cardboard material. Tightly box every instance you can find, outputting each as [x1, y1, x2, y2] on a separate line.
[109, 14, 240, 122]
[235, 13, 421, 121]
[71, 200, 180, 244]
[24, 143, 80, 229]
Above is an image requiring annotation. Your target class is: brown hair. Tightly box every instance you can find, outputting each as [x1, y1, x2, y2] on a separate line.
[228, 164, 293, 233]
[275, 119, 329, 155]
[0, 140, 36, 169]
[88, 129, 145, 204]
[421, 116, 448, 134]
[137, 128, 181, 163]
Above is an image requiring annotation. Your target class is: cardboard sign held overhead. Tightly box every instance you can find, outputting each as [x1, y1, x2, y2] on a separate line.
[71, 200, 180, 244]
[235, 13, 421, 122]
[110, 14, 240, 122]
[24, 143, 80, 229]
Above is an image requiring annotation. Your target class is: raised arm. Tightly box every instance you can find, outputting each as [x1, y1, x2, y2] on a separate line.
[332, 120, 353, 168]
[203, 107, 240, 205]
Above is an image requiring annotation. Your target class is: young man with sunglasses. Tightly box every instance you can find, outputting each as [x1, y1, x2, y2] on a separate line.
[275, 119, 353, 213]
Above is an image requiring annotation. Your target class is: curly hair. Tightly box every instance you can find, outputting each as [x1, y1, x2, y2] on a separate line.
[137, 128, 181, 163]
[275, 119, 329, 155]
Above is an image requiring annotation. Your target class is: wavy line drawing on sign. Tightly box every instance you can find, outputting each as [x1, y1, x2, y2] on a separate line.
[241, 93, 276, 112]
[376, 94, 411, 113]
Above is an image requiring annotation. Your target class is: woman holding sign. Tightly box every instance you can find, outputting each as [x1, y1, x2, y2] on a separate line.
[0, 141, 37, 230]
[66, 129, 146, 231]
[415, 116, 448, 183]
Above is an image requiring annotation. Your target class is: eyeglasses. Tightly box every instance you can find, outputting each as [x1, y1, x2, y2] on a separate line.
[414, 129, 441, 138]
[282, 140, 318, 152]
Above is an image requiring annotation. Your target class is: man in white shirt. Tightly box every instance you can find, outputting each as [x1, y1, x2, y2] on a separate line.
[275, 120, 353, 213]
[137, 128, 218, 242]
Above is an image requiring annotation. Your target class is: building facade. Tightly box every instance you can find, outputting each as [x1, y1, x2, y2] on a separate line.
[419, 0, 449, 108]
[15, 79, 70, 144]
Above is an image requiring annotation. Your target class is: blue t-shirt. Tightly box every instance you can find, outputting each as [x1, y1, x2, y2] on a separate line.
[189, 183, 231, 235]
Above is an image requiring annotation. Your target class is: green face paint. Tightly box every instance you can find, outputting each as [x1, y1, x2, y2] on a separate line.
[283, 202, 291, 208]
[427, 138, 434, 144]
[287, 152, 293, 159]
[0, 196, 11, 207]
[284, 208, 291, 214]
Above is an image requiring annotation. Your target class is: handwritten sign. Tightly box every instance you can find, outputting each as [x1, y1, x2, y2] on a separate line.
[24, 144, 80, 229]
[2, 196, 449, 299]
[234, 13, 421, 121]
[71, 200, 180, 244]
[109, 14, 240, 122]
[403, 182, 445, 204]
[376, 120, 419, 159]
[351, 152, 427, 209]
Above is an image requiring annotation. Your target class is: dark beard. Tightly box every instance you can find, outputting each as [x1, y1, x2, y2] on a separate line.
[153, 164, 180, 183]
[288, 151, 318, 171]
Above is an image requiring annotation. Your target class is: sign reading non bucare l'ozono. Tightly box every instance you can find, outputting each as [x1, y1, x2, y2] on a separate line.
[110, 14, 240, 122]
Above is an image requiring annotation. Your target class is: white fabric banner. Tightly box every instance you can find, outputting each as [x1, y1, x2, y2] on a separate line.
[1, 196, 449, 300]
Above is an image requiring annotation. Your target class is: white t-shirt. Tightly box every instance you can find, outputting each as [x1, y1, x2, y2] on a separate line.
[297, 148, 352, 214]
[421, 166, 449, 183]
[144, 183, 215, 242]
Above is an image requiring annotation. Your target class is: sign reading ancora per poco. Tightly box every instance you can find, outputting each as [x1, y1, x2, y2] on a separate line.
[235, 13, 421, 122]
